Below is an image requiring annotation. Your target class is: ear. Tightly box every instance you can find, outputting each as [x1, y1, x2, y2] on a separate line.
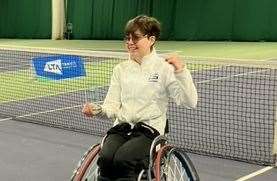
[149, 36, 156, 46]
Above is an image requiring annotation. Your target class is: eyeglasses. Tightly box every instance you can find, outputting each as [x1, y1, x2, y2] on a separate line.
[124, 34, 148, 44]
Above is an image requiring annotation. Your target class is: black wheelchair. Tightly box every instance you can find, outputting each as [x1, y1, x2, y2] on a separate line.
[71, 132, 200, 181]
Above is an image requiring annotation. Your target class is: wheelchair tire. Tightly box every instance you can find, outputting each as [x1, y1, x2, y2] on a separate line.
[71, 144, 101, 181]
[154, 145, 200, 181]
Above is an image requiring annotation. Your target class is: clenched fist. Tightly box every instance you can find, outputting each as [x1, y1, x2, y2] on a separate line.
[82, 102, 102, 117]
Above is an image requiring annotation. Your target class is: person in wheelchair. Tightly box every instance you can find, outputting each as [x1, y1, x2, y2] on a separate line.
[82, 15, 198, 181]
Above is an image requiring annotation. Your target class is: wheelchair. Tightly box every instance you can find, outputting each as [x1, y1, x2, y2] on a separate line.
[71, 133, 200, 181]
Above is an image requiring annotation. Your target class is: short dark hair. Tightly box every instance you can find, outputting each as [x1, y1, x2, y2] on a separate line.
[124, 15, 161, 39]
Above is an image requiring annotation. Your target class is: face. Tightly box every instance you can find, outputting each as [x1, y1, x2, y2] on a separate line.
[125, 30, 155, 61]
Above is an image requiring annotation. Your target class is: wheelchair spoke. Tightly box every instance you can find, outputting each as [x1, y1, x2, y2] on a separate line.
[166, 154, 189, 181]
[71, 144, 101, 181]
[155, 146, 199, 181]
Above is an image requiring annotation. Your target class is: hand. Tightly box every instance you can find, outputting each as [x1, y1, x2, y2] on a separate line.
[165, 54, 185, 73]
[82, 102, 93, 117]
[82, 102, 102, 117]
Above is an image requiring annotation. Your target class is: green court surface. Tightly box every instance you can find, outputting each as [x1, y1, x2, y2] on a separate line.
[0, 61, 114, 103]
[1, 39, 277, 60]
[0, 58, 206, 103]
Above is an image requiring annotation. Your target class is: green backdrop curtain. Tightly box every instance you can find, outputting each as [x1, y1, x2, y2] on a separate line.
[0, 0, 51, 38]
[0, 0, 276, 40]
[67, 0, 277, 41]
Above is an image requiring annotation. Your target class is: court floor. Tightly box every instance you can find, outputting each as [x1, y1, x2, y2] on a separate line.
[0, 119, 276, 181]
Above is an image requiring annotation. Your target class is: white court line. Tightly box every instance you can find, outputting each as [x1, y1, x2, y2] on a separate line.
[234, 166, 274, 181]
[0, 64, 30, 70]
[0, 105, 82, 122]
[197, 69, 269, 84]
[0, 84, 107, 104]
[16, 104, 83, 118]
[181, 55, 259, 62]
[0, 117, 13, 122]
[0, 101, 104, 122]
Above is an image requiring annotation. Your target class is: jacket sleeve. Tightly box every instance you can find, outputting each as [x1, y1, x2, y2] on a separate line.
[101, 65, 121, 119]
[165, 66, 198, 108]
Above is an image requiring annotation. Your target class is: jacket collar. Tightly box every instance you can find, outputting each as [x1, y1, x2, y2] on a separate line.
[129, 48, 158, 67]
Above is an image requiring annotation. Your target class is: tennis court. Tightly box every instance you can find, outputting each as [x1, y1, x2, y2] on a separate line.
[2, 0, 277, 180]
[0, 40, 276, 180]
[1, 119, 276, 181]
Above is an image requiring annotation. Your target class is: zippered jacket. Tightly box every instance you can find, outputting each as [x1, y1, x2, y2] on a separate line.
[102, 50, 198, 135]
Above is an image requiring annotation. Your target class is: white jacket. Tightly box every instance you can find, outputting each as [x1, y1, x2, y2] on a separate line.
[102, 50, 198, 135]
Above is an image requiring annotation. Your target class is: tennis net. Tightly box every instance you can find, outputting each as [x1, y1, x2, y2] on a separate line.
[0, 46, 276, 166]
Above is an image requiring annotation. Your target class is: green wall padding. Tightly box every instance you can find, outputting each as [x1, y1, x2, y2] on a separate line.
[0, 0, 51, 38]
[1, 0, 276, 41]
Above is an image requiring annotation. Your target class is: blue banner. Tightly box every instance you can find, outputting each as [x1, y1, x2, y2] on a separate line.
[32, 55, 86, 80]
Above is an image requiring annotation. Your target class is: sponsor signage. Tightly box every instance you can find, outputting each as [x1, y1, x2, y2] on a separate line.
[32, 55, 86, 80]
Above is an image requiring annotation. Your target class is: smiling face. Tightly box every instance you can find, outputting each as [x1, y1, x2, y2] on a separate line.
[125, 29, 156, 62]
[124, 15, 161, 62]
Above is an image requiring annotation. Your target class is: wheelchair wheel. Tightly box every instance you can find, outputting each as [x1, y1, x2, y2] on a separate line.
[154, 145, 200, 181]
[71, 144, 101, 181]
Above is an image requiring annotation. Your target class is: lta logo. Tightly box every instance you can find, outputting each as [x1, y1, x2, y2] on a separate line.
[32, 55, 86, 80]
[43, 59, 62, 75]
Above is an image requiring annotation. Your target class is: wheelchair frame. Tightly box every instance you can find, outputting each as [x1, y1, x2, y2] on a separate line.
[71, 135, 199, 181]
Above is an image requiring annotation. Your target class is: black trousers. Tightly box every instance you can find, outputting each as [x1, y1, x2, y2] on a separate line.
[97, 122, 160, 181]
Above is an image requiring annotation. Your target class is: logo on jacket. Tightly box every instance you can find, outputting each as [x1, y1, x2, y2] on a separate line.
[148, 73, 159, 82]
